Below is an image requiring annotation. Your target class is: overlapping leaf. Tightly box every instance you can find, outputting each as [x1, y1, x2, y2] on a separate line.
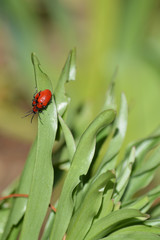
[55, 49, 76, 116]
[0, 209, 10, 239]
[123, 128, 160, 173]
[94, 174, 115, 220]
[49, 109, 116, 240]
[95, 93, 128, 176]
[1, 139, 37, 240]
[58, 114, 76, 161]
[84, 209, 149, 240]
[66, 171, 115, 240]
[124, 145, 160, 200]
[102, 231, 160, 240]
[19, 54, 58, 240]
[107, 225, 160, 237]
[113, 147, 135, 203]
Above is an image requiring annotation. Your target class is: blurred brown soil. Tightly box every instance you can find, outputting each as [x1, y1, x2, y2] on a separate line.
[0, 133, 31, 193]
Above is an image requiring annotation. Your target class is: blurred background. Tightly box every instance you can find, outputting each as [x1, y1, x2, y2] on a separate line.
[0, 0, 160, 192]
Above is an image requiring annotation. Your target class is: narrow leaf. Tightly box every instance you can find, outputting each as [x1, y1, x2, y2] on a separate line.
[49, 109, 116, 240]
[145, 219, 160, 227]
[2, 139, 37, 240]
[84, 209, 149, 240]
[102, 231, 160, 240]
[134, 145, 160, 176]
[102, 72, 117, 111]
[107, 225, 160, 236]
[66, 171, 115, 240]
[95, 177, 115, 220]
[69, 47, 76, 81]
[96, 93, 128, 175]
[58, 114, 76, 161]
[20, 54, 58, 240]
[7, 221, 22, 240]
[124, 146, 160, 200]
[0, 209, 10, 239]
[55, 49, 76, 116]
[124, 130, 160, 173]
[122, 196, 149, 210]
[114, 147, 135, 203]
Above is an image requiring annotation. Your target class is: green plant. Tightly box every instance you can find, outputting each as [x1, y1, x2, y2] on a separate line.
[0, 50, 160, 240]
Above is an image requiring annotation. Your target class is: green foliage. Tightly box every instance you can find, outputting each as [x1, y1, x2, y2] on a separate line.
[1, 51, 160, 240]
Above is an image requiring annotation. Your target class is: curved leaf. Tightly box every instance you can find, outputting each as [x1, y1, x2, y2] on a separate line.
[102, 231, 160, 240]
[96, 93, 128, 175]
[134, 145, 160, 177]
[122, 196, 149, 211]
[145, 220, 160, 227]
[55, 49, 76, 116]
[0, 209, 10, 239]
[58, 114, 76, 161]
[66, 171, 115, 240]
[114, 147, 135, 203]
[19, 54, 58, 240]
[94, 176, 115, 220]
[84, 209, 149, 240]
[1, 139, 37, 240]
[91, 78, 117, 175]
[124, 146, 160, 200]
[7, 222, 22, 240]
[123, 130, 160, 174]
[108, 225, 160, 236]
[49, 109, 116, 240]
[102, 74, 117, 111]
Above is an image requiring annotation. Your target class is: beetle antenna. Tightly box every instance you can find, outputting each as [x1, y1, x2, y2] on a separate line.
[31, 113, 35, 123]
[22, 111, 33, 118]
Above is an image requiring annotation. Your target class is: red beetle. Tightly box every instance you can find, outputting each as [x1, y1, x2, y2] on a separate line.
[24, 89, 52, 122]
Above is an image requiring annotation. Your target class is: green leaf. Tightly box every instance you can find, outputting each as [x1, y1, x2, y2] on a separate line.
[145, 219, 160, 227]
[124, 145, 160, 200]
[72, 178, 91, 213]
[7, 221, 22, 240]
[122, 196, 149, 210]
[55, 49, 76, 116]
[58, 114, 76, 161]
[19, 54, 58, 240]
[66, 171, 115, 240]
[96, 93, 128, 175]
[124, 130, 160, 173]
[0, 209, 10, 239]
[102, 73, 117, 111]
[149, 205, 160, 219]
[68, 48, 76, 81]
[114, 147, 135, 203]
[133, 145, 160, 176]
[107, 225, 160, 236]
[95, 175, 115, 220]
[102, 231, 160, 240]
[84, 209, 149, 240]
[123, 173, 153, 201]
[141, 185, 160, 213]
[49, 109, 116, 240]
[90, 79, 117, 175]
[113, 201, 121, 211]
[122, 184, 160, 213]
[1, 139, 37, 240]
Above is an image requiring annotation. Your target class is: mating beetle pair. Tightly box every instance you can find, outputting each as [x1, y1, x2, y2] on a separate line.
[24, 89, 52, 122]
